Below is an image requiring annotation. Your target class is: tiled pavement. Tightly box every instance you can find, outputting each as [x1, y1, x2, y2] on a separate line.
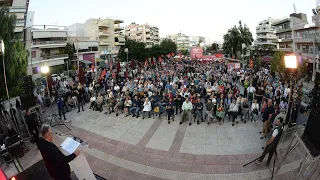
[5, 102, 316, 179]
[45, 103, 311, 180]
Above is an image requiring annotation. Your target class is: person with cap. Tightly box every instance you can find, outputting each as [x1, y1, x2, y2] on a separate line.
[256, 117, 284, 166]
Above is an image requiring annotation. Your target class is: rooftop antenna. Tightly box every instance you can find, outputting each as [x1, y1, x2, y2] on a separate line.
[293, 3, 297, 13]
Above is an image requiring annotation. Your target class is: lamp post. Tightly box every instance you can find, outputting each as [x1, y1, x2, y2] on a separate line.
[124, 48, 128, 65]
[1, 40, 9, 101]
[41, 66, 50, 98]
[284, 55, 298, 127]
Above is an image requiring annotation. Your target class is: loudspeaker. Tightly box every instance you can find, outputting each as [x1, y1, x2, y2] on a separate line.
[302, 111, 320, 157]
[20, 93, 36, 109]
[21, 75, 34, 95]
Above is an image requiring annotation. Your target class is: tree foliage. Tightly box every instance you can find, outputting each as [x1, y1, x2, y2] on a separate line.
[118, 38, 177, 62]
[0, 6, 29, 98]
[271, 51, 307, 81]
[160, 38, 177, 54]
[222, 21, 253, 59]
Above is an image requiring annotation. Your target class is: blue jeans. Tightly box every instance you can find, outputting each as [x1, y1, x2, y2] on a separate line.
[130, 107, 140, 116]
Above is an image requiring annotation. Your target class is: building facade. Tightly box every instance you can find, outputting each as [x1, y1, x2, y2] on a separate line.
[125, 23, 160, 48]
[67, 23, 85, 37]
[83, 18, 125, 58]
[0, 0, 30, 41]
[255, 17, 277, 48]
[272, 13, 308, 52]
[26, 25, 69, 78]
[191, 36, 205, 47]
[166, 33, 191, 50]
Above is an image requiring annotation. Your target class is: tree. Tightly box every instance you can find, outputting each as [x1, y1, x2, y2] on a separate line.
[64, 42, 75, 71]
[271, 51, 307, 81]
[212, 43, 219, 51]
[118, 38, 146, 62]
[160, 38, 177, 54]
[0, 6, 28, 98]
[222, 21, 253, 59]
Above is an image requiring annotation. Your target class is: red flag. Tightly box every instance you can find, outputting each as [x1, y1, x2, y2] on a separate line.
[79, 64, 85, 84]
[110, 60, 113, 70]
[100, 69, 106, 79]
[116, 61, 120, 72]
[125, 69, 128, 78]
[92, 65, 95, 72]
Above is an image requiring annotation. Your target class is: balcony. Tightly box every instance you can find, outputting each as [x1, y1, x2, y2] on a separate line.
[114, 25, 124, 31]
[273, 38, 293, 43]
[99, 31, 110, 36]
[40, 53, 68, 60]
[294, 34, 318, 43]
[257, 35, 277, 39]
[98, 22, 111, 28]
[99, 41, 112, 45]
[31, 40, 67, 49]
[275, 28, 292, 34]
[256, 28, 275, 34]
[115, 42, 125, 46]
[9, 6, 26, 13]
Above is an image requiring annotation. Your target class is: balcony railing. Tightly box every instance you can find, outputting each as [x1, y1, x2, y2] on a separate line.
[32, 40, 66, 46]
[98, 31, 110, 36]
[40, 53, 68, 60]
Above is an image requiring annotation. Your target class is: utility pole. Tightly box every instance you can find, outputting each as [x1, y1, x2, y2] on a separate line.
[312, 38, 317, 81]
[76, 39, 79, 75]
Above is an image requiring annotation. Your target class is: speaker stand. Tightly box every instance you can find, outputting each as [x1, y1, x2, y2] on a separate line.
[49, 114, 70, 131]
[275, 132, 320, 179]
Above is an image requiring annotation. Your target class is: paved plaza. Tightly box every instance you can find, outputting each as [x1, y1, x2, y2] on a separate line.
[46, 103, 309, 180]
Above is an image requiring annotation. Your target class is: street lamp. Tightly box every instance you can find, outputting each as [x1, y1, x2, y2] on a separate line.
[1, 40, 9, 101]
[284, 55, 297, 127]
[41, 66, 50, 98]
[124, 48, 128, 65]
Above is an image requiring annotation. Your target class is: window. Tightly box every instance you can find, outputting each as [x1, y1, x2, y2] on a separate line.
[31, 51, 36, 58]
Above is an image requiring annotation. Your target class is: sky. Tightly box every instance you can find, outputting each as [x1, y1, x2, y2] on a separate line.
[28, 0, 316, 44]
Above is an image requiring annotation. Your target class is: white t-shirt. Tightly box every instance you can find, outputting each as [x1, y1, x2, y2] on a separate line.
[247, 86, 256, 93]
[272, 129, 279, 137]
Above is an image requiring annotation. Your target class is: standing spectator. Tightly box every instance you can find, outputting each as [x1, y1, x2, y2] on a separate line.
[56, 97, 68, 122]
[166, 98, 175, 124]
[260, 99, 275, 139]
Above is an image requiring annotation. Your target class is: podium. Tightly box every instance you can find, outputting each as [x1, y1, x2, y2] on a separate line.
[60, 137, 96, 180]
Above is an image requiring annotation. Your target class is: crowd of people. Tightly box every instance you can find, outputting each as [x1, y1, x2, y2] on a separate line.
[39, 58, 307, 140]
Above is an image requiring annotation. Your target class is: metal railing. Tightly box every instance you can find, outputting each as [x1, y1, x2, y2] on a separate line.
[32, 40, 66, 46]
[40, 53, 68, 60]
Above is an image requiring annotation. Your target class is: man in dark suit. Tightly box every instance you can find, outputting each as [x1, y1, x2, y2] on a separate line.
[38, 124, 80, 180]
[25, 108, 39, 144]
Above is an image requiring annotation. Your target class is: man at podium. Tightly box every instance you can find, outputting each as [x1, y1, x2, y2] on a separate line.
[38, 124, 80, 180]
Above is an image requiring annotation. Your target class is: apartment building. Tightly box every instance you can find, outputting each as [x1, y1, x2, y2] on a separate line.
[272, 13, 308, 52]
[68, 23, 85, 37]
[125, 23, 160, 48]
[292, 12, 320, 64]
[191, 36, 205, 47]
[26, 25, 69, 78]
[68, 36, 100, 69]
[255, 17, 277, 48]
[0, 0, 30, 40]
[83, 18, 125, 59]
[166, 33, 191, 50]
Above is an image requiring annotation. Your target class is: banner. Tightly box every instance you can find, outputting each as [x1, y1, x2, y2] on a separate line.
[191, 47, 203, 59]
